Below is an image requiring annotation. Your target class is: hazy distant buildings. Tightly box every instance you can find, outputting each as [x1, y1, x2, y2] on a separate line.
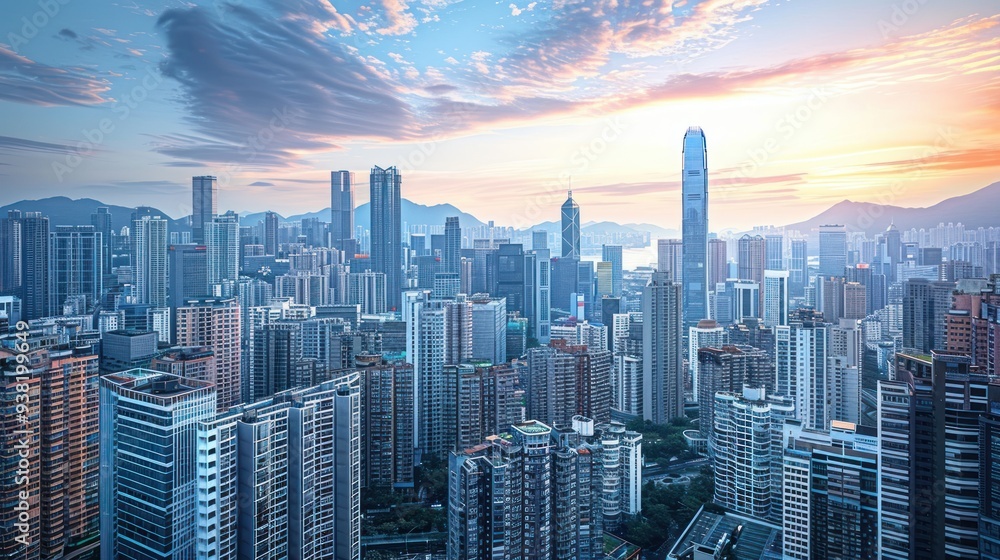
[818, 224, 847, 278]
[682, 126, 709, 327]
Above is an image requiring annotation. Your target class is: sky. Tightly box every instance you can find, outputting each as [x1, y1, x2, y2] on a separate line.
[1, 0, 998, 230]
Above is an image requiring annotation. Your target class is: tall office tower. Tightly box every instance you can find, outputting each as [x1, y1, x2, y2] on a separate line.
[577, 260, 595, 320]
[980, 410, 1000, 559]
[818, 224, 848, 278]
[444, 216, 462, 274]
[0, 343, 101, 558]
[263, 211, 279, 255]
[131, 214, 168, 307]
[682, 127, 709, 328]
[708, 238, 727, 288]
[776, 316, 830, 430]
[819, 275, 845, 322]
[602, 244, 623, 297]
[713, 386, 794, 522]
[206, 212, 239, 293]
[19, 212, 49, 320]
[414, 254, 438, 289]
[529, 247, 551, 343]
[409, 233, 426, 256]
[168, 243, 208, 308]
[657, 238, 683, 279]
[878, 352, 985, 560]
[359, 359, 415, 492]
[902, 278, 956, 353]
[596, 261, 613, 297]
[788, 237, 808, 297]
[48, 225, 102, 315]
[100, 371, 217, 560]
[561, 190, 581, 259]
[533, 229, 548, 251]
[761, 270, 789, 328]
[99, 329, 160, 374]
[492, 243, 526, 315]
[884, 222, 902, 282]
[828, 319, 862, 424]
[697, 346, 772, 446]
[331, 170, 355, 253]
[550, 255, 579, 313]
[946, 277, 1000, 375]
[91, 206, 114, 273]
[191, 175, 217, 244]
[765, 233, 783, 270]
[688, 319, 727, 402]
[433, 272, 461, 299]
[471, 295, 507, 364]
[737, 234, 766, 285]
[642, 271, 684, 423]
[780, 420, 879, 560]
[0, 210, 21, 295]
[370, 166, 403, 311]
[843, 281, 866, 320]
[175, 297, 242, 411]
[730, 279, 761, 322]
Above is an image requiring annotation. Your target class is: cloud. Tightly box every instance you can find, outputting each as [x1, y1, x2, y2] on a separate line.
[0, 135, 80, 155]
[376, 0, 417, 35]
[249, 181, 275, 186]
[155, 5, 415, 166]
[0, 47, 111, 106]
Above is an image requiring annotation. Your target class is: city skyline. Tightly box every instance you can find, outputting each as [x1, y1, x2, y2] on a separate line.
[1, 1, 998, 229]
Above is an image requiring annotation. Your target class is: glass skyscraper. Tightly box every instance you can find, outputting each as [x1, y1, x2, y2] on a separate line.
[370, 166, 403, 311]
[682, 127, 708, 327]
[191, 175, 217, 245]
[331, 170, 355, 254]
[561, 190, 580, 259]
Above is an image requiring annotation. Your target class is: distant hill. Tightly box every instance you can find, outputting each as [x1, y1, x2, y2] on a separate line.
[0, 196, 185, 232]
[241, 200, 487, 229]
[785, 181, 1000, 234]
[525, 220, 678, 239]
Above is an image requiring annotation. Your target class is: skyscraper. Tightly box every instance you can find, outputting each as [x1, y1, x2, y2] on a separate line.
[737, 234, 766, 285]
[789, 237, 807, 297]
[100, 371, 217, 560]
[533, 229, 548, 251]
[444, 216, 461, 274]
[331, 170, 355, 253]
[370, 165, 403, 310]
[561, 190, 580, 259]
[657, 238, 682, 280]
[131, 213, 168, 307]
[776, 315, 829, 430]
[708, 238, 727, 288]
[643, 271, 684, 423]
[20, 212, 49, 320]
[48, 225, 102, 316]
[761, 269, 789, 328]
[902, 278, 955, 353]
[206, 212, 239, 293]
[602, 244, 623, 297]
[682, 126, 709, 327]
[818, 224, 847, 278]
[168, 244, 208, 308]
[264, 211, 279, 256]
[0, 210, 22, 296]
[91, 206, 114, 273]
[191, 175, 217, 244]
[175, 297, 242, 411]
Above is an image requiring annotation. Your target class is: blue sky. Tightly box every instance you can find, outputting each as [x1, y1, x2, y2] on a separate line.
[1, 0, 999, 229]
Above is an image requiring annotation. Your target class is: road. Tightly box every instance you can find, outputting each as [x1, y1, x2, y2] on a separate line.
[642, 457, 709, 480]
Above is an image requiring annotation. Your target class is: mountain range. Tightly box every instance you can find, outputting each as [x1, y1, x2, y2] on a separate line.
[2, 180, 998, 237]
[785, 181, 1000, 234]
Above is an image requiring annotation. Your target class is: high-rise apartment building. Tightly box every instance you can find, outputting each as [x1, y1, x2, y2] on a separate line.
[91, 206, 114, 273]
[776, 315, 830, 430]
[264, 211, 279, 256]
[20, 212, 49, 320]
[682, 126, 709, 327]
[697, 345, 772, 448]
[643, 271, 684, 423]
[789, 237, 807, 297]
[175, 297, 242, 411]
[762, 269, 789, 328]
[708, 238, 728, 289]
[131, 213, 168, 307]
[207, 212, 239, 293]
[737, 234, 766, 285]
[902, 278, 956, 353]
[765, 233, 783, 270]
[657, 238, 682, 280]
[688, 319, 727, 402]
[470, 295, 507, 364]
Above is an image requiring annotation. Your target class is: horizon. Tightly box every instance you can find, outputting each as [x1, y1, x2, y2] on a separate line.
[1, 1, 998, 229]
